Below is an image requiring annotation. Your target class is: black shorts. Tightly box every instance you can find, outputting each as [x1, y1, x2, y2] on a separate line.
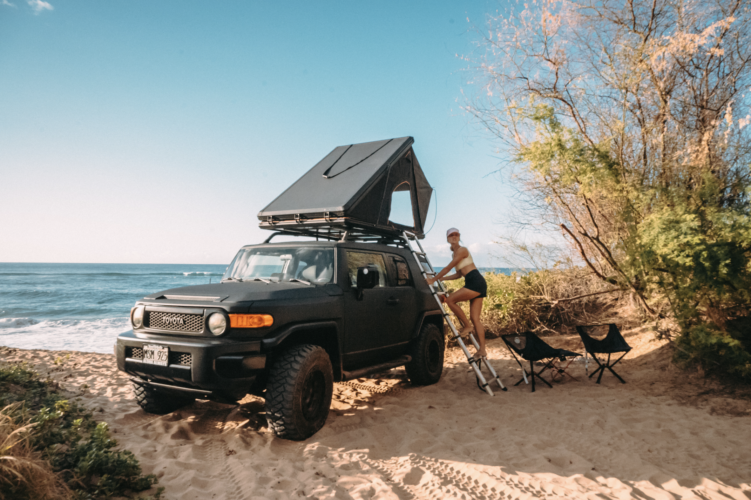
[463, 269, 487, 298]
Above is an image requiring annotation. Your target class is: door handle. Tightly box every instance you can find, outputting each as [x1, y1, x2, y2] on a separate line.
[387, 297, 400, 305]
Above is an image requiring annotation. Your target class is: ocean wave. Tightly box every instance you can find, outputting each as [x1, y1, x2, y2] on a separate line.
[0, 317, 132, 353]
[0, 318, 39, 329]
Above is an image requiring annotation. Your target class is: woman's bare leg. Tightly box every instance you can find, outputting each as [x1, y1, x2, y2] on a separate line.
[445, 288, 480, 336]
[469, 297, 486, 358]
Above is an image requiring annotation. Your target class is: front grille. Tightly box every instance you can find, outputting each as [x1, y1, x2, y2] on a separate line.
[126, 347, 191, 366]
[147, 311, 203, 333]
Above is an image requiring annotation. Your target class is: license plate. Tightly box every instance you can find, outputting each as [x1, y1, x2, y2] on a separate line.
[143, 345, 169, 366]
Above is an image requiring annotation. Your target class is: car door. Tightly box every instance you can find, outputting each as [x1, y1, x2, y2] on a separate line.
[383, 253, 419, 346]
[342, 249, 402, 368]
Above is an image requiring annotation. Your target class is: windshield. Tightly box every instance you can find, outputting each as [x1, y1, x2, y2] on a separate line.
[222, 247, 335, 284]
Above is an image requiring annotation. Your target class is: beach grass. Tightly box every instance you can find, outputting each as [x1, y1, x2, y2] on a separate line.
[0, 359, 162, 500]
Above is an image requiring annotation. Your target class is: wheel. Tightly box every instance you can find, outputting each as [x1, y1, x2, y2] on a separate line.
[265, 344, 333, 440]
[131, 380, 194, 414]
[405, 323, 445, 385]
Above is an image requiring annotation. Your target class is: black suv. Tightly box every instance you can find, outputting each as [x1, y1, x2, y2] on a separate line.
[116, 237, 444, 440]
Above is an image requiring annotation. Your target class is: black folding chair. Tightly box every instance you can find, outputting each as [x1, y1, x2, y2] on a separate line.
[501, 332, 581, 392]
[576, 324, 632, 384]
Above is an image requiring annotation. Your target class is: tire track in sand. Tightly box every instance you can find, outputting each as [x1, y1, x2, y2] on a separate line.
[192, 407, 250, 500]
[411, 455, 564, 500]
[350, 452, 565, 500]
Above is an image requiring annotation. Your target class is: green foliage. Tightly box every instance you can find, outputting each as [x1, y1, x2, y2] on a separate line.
[0, 363, 159, 499]
[517, 104, 751, 381]
[675, 324, 751, 379]
[636, 182, 751, 379]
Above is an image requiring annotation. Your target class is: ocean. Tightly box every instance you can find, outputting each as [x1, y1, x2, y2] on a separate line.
[0, 263, 227, 353]
[0, 262, 510, 353]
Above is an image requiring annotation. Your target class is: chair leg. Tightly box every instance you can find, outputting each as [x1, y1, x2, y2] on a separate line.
[596, 353, 610, 384]
[530, 360, 535, 392]
[588, 355, 605, 380]
[607, 366, 626, 384]
[550, 358, 577, 382]
[536, 361, 555, 388]
[588, 365, 604, 379]
[534, 371, 553, 388]
[588, 352, 628, 384]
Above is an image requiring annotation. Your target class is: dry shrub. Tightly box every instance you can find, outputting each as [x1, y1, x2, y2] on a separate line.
[440, 239, 643, 341]
[0, 403, 70, 500]
[444, 266, 643, 342]
[488, 268, 641, 335]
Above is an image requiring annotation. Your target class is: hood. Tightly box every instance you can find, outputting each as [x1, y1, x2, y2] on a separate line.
[140, 281, 340, 306]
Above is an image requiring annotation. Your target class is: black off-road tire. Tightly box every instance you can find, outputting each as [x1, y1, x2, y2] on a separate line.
[405, 323, 445, 385]
[131, 380, 194, 414]
[265, 344, 333, 440]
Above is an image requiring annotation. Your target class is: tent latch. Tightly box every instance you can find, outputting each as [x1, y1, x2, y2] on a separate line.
[324, 212, 331, 222]
[294, 214, 307, 223]
[266, 216, 277, 225]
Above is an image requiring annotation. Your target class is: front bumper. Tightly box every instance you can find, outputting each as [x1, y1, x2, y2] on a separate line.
[116, 331, 265, 399]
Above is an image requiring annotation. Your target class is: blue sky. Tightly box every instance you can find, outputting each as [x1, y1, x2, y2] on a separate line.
[0, 0, 516, 267]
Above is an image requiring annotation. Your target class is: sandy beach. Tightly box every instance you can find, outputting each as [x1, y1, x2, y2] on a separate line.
[3, 328, 750, 500]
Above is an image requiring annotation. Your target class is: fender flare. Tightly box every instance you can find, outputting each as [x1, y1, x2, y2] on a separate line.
[412, 311, 444, 340]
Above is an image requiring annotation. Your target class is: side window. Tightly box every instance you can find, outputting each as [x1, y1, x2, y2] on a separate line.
[346, 251, 387, 288]
[388, 255, 413, 286]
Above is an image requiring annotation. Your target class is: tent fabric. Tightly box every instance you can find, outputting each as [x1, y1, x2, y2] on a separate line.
[257, 137, 434, 238]
[576, 324, 632, 354]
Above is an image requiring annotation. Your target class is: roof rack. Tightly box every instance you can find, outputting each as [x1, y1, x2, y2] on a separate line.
[261, 220, 409, 247]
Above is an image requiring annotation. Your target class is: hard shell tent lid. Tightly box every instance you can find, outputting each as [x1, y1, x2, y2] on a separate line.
[258, 137, 433, 239]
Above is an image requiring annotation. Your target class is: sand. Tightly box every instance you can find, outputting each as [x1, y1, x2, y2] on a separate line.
[2, 328, 751, 500]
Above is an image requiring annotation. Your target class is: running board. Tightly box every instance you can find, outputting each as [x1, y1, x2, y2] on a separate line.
[341, 355, 411, 381]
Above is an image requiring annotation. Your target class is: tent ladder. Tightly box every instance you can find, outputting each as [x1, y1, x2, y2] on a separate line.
[402, 231, 506, 396]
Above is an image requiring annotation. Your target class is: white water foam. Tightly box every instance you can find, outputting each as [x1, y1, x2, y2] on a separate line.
[0, 317, 131, 353]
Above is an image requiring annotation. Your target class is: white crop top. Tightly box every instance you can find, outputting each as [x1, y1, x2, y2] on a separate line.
[454, 248, 474, 270]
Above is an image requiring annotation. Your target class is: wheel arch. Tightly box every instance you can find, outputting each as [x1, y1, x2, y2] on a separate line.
[263, 321, 342, 380]
[412, 311, 445, 340]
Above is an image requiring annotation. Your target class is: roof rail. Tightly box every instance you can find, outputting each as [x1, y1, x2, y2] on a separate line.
[259, 224, 409, 248]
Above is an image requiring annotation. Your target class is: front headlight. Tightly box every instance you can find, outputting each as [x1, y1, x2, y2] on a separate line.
[208, 313, 227, 336]
[131, 306, 144, 329]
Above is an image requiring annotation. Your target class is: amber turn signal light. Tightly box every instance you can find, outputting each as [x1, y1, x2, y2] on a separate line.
[229, 314, 274, 328]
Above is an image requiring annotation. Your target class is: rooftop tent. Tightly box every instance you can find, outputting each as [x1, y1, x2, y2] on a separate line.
[258, 137, 433, 238]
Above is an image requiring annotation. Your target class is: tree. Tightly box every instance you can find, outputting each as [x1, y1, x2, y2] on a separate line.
[467, 0, 751, 378]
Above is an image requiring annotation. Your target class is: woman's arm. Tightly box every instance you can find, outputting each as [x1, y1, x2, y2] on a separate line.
[441, 272, 462, 281]
[427, 271, 461, 285]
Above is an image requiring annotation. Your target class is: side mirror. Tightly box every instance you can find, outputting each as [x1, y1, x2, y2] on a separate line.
[356, 266, 378, 290]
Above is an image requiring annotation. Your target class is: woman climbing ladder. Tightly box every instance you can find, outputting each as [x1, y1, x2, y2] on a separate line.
[426, 227, 487, 361]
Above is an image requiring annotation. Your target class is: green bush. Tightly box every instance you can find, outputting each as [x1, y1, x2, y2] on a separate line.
[675, 324, 751, 380]
[0, 362, 161, 500]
